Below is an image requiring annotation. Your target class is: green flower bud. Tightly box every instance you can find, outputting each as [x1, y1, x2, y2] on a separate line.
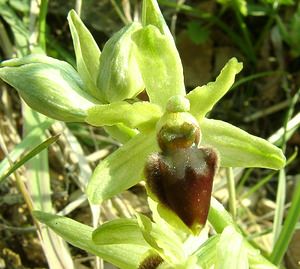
[0, 54, 98, 122]
[68, 10, 104, 102]
[97, 22, 144, 102]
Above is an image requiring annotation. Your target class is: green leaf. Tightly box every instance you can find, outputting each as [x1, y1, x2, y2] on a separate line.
[136, 213, 185, 265]
[187, 22, 210, 45]
[0, 55, 99, 122]
[142, 0, 173, 41]
[97, 22, 144, 102]
[67, 10, 104, 102]
[33, 211, 149, 269]
[215, 226, 249, 269]
[86, 101, 162, 130]
[0, 134, 59, 182]
[92, 218, 147, 246]
[132, 25, 185, 109]
[187, 58, 243, 121]
[201, 118, 286, 169]
[87, 130, 158, 204]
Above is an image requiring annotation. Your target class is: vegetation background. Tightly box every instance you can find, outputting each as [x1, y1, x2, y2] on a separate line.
[0, 0, 299, 268]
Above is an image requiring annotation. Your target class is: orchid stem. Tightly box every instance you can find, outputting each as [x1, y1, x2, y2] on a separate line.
[226, 167, 237, 220]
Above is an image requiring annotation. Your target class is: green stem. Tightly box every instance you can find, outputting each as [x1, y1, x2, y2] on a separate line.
[39, 0, 48, 51]
[232, 0, 256, 63]
[75, 0, 83, 17]
[226, 167, 237, 220]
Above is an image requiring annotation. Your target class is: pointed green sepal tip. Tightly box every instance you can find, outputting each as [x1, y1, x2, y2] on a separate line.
[0, 54, 98, 122]
[142, 0, 173, 41]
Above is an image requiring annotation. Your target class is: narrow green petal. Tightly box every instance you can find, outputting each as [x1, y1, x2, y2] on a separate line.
[201, 118, 286, 169]
[67, 10, 104, 101]
[187, 58, 243, 121]
[87, 131, 158, 204]
[33, 211, 148, 269]
[92, 218, 147, 246]
[132, 25, 185, 109]
[86, 101, 162, 131]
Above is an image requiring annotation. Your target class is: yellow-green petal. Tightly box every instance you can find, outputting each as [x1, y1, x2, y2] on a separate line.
[187, 58, 243, 121]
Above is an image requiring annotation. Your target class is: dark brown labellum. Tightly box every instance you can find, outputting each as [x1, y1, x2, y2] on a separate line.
[145, 146, 218, 232]
[138, 254, 163, 269]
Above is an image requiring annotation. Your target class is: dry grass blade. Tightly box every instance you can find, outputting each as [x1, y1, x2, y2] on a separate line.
[23, 105, 75, 269]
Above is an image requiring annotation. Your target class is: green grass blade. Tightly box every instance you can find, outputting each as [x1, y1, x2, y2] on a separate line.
[0, 134, 59, 182]
[272, 88, 300, 248]
[270, 177, 300, 265]
[0, 120, 53, 182]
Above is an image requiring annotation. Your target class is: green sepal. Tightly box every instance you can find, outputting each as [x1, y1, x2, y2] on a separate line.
[68, 10, 104, 102]
[92, 218, 147, 246]
[214, 226, 249, 269]
[201, 118, 286, 169]
[87, 130, 158, 204]
[132, 25, 185, 109]
[142, 0, 173, 41]
[0, 54, 98, 122]
[33, 211, 149, 269]
[97, 22, 144, 102]
[187, 58, 243, 121]
[86, 101, 162, 131]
